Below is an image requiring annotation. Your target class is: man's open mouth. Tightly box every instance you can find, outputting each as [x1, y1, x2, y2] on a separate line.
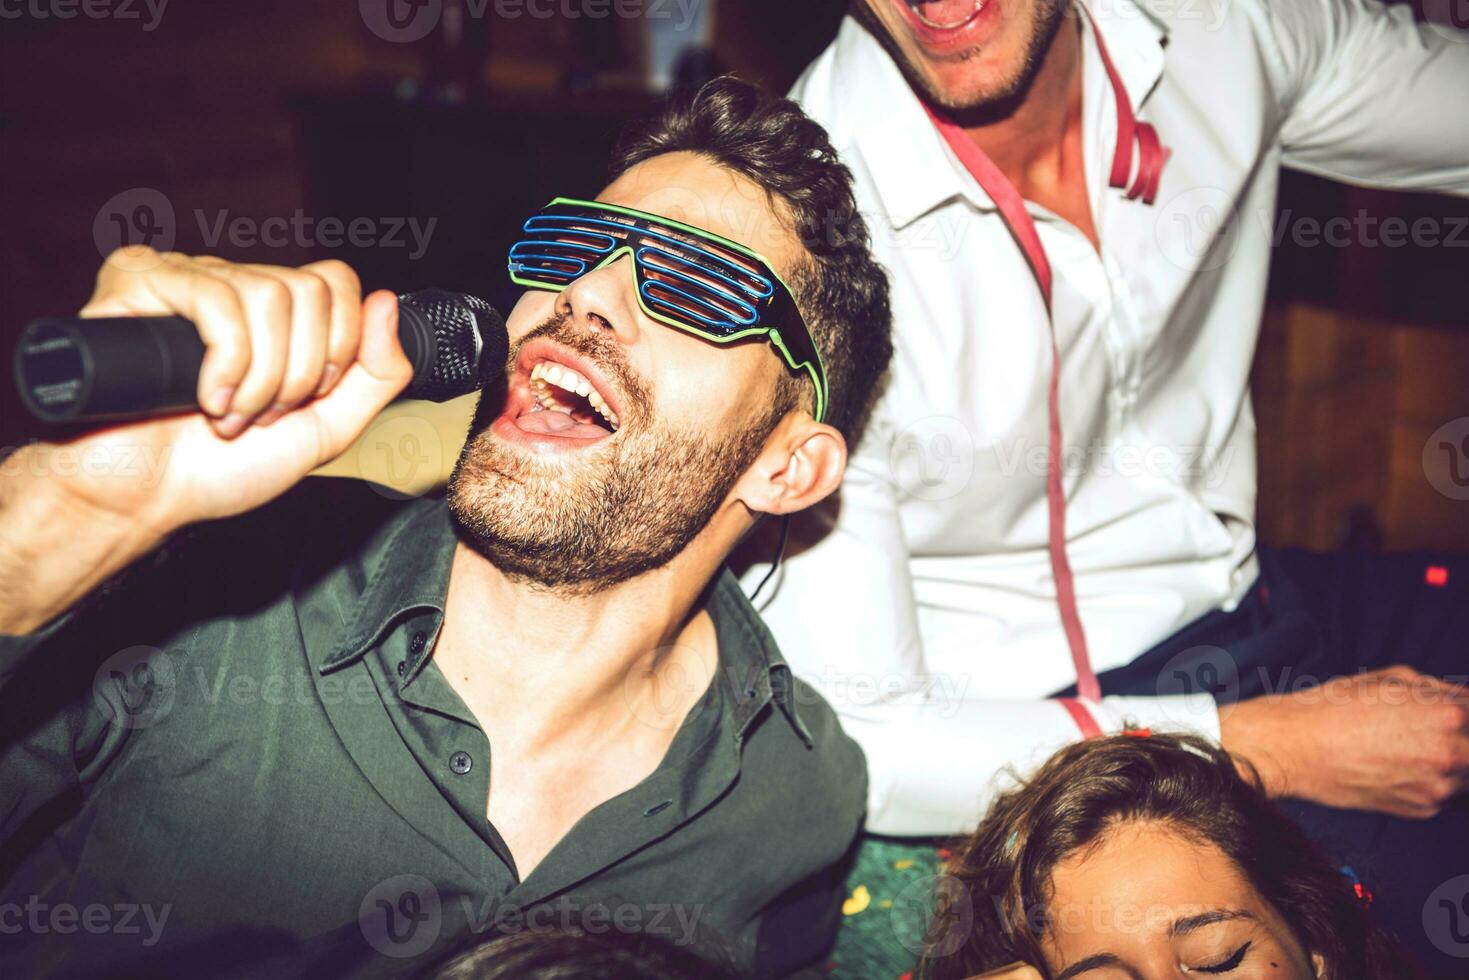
[523, 360, 620, 437]
[903, 0, 986, 31]
[497, 341, 628, 448]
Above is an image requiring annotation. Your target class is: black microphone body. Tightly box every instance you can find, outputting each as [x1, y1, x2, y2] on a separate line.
[13, 289, 508, 425]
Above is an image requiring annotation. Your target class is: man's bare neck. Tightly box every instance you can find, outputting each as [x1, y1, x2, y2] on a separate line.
[962, 15, 1097, 246]
[432, 540, 720, 749]
[965, 14, 1085, 193]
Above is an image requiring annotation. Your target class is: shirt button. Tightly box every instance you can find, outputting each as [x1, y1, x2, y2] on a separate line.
[396, 661, 406, 677]
[449, 751, 473, 775]
[409, 631, 427, 655]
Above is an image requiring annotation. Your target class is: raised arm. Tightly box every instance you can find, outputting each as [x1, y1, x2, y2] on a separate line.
[0, 247, 411, 637]
[1267, 0, 1469, 194]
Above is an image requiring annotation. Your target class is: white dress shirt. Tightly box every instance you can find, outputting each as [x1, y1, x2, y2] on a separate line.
[748, 0, 1469, 835]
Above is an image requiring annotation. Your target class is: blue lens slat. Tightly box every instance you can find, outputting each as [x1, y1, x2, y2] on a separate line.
[511, 237, 609, 259]
[508, 246, 591, 278]
[640, 242, 772, 299]
[635, 246, 771, 309]
[521, 218, 619, 252]
[642, 279, 759, 331]
[537, 213, 769, 295]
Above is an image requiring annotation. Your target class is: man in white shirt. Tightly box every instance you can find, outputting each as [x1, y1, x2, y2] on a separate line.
[751, 0, 1469, 970]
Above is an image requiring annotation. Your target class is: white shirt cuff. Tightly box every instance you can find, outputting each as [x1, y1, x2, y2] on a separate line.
[1093, 692, 1222, 742]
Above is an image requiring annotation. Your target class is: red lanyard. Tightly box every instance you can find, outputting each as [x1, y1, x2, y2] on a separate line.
[922, 6, 1169, 735]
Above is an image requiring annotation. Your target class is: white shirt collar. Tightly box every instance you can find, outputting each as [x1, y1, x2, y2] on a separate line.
[833, 0, 1168, 229]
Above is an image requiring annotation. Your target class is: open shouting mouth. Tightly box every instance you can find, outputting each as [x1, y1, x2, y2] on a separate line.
[893, 0, 1001, 51]
[491, 338, 628, 453]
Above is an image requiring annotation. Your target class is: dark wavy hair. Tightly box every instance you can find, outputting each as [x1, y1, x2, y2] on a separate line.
[923, 733, 1417, 980]
[422, 921, 738, 980]
[609, 75, 893, 443]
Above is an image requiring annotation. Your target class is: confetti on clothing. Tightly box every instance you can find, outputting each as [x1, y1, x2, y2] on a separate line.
[826, 835, 946, 978]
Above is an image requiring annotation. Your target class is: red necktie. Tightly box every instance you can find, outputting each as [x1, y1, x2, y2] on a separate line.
[922, 5, 1170, 736]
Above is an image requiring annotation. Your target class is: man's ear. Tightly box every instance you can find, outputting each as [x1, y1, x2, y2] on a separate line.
[734, 412, 846, 517]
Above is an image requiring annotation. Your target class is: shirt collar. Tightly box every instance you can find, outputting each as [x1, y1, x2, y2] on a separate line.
[314, 497, 456, 674]
[707, 566, 815, 748]
[307, 498, 812, 747]
[831, 0, 1167, 229]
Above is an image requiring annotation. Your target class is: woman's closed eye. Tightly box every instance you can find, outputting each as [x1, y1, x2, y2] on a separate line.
[1190, 941, 1251, 974]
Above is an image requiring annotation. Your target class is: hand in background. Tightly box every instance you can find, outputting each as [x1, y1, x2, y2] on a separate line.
[1219, 665, 1469, 819]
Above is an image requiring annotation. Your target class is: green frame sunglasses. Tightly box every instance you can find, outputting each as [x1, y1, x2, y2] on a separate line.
[508, 196, 829, 423]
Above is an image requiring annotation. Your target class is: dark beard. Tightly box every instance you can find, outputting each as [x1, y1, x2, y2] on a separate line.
[852, 0, 1071, 126]
[446, 315, 780, 596]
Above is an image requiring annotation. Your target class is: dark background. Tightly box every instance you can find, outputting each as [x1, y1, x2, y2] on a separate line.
[2, 0, 1465, 550]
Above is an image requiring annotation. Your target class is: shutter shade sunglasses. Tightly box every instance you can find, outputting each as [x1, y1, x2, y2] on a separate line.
[508, 197, 829, 423]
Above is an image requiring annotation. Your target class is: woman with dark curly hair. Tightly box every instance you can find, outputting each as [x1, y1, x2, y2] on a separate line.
[923, 733, 1417, 980]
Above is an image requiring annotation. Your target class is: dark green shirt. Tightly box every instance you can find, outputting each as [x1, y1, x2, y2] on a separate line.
[0, 482, 865, 978]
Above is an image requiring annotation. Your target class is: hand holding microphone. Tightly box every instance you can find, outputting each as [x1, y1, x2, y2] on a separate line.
[1, 246, 509, 635]
[16, 248, 506, 430]
[6, 246, 505, 550]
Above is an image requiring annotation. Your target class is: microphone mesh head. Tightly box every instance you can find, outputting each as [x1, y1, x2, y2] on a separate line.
[399, 289, 503, 402]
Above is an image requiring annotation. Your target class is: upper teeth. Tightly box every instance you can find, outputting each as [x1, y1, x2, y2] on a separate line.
[530, 361, 620, 430]
[909, 0, 983, 29]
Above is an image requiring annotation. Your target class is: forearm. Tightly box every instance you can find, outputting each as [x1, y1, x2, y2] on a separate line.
[848, 692, 1218, 836]
[1216, 698, 1290, 796]
[0, 449, 164, 635]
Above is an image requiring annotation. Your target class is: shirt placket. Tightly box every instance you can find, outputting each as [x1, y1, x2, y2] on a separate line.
[380, 613, 516, 876]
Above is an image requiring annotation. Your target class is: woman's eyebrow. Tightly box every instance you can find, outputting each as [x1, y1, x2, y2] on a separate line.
[1055, 952, 1124, 979]
[1052, 910, 1256, 977]
[1170, 908, 1254, 937]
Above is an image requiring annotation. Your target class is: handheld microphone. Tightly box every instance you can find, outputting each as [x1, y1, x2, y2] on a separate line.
[13, 289, 509, 425]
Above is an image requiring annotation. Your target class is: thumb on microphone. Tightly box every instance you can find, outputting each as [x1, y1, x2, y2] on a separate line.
[304, 289, 415, 465]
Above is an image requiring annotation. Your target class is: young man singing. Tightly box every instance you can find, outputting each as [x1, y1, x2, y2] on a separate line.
[0, 78, 892, 978]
